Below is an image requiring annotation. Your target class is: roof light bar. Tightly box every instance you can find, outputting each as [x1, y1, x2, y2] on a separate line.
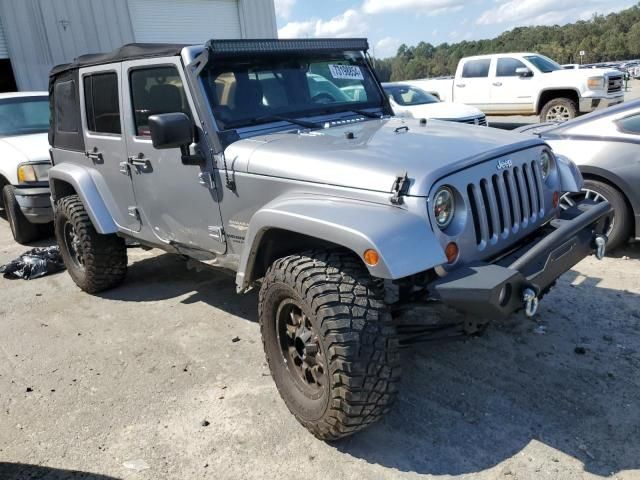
[205, 38, 369, 56]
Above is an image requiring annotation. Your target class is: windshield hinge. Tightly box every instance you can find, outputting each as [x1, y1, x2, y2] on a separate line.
[390, 172, 409, 205]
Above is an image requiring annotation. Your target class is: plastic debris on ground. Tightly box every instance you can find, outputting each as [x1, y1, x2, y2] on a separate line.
[0, 246, 66, 280]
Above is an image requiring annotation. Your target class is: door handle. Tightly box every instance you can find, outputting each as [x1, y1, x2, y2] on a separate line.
[455, 83, 466, 88]
[84, 149, 102, 162]
[127, 154, 149, 167]
[493, 82, 503, 87]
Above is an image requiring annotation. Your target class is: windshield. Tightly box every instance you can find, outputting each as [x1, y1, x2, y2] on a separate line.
[384, 85, 439, 106]
[0, 96, 49, 136]
[524, 55, 562, 73]
[200, 52, 384, 130]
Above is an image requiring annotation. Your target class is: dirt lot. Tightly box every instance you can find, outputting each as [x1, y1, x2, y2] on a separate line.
[1, 218, 639, 480]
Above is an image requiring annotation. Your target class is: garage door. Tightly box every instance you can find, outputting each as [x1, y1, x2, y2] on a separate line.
[0, 18, 8, 59]
[127, 0, 242, 44]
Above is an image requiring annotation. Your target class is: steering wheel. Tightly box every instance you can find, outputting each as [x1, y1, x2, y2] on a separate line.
[311, 93, 336, 104]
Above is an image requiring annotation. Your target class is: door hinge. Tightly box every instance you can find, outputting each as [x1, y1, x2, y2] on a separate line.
[208, 226, 225, 241]
[119, 161, 130, 176]
[198, 172, 215, 189]
[128, 206, 140, 220]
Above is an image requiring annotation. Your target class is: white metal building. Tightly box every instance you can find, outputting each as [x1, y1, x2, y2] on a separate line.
[0, 0, 277, 91]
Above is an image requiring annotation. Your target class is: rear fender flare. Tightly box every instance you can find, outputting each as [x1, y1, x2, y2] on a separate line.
[48, 163, 117, 234]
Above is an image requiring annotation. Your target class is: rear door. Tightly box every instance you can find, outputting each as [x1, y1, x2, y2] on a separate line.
[453, 58, 492, 108]
[490, 57, 536, 113]
[80, 65, 140, 232]
[121, 57, 226, 254]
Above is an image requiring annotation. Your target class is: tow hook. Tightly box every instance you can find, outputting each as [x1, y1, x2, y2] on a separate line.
[523, 287, 539, 318]
[595, 235, 607, 260]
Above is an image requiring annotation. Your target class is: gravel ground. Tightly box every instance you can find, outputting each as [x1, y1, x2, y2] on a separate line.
[0, 219, 639, 480]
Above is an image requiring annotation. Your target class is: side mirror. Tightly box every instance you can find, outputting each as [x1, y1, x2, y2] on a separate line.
[149, 113, 193, 150]
[516, 67, 533, 78]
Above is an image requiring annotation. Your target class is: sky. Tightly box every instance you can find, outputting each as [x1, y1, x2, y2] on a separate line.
[274, 0, 637, 58]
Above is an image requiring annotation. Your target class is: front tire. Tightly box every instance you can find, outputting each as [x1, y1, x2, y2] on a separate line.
[54, 195, 127, 293]
[540, 97, 578, 123]
[259, 250, 401, 440]
[561, 180, 632, 250]
[2, 185, 41, 244]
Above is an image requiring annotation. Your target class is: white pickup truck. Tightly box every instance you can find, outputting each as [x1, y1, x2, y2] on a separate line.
[407, 53, 624, 122]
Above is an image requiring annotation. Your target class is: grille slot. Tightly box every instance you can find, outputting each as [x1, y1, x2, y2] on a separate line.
[467, 160, 544, 247]
[607, 75, 623, 93]
[457, 115, 487, 126]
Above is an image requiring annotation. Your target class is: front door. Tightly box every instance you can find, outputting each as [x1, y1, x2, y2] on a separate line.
[80, 65, 140, 231]
[121, 58, 226, 254]
[490, 57, 536, 114]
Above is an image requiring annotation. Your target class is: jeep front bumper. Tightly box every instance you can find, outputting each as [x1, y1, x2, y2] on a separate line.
[429, 200, 612, 319]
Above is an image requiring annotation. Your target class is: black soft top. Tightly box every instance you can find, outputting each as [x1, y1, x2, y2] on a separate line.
[50, 43, 187, 78]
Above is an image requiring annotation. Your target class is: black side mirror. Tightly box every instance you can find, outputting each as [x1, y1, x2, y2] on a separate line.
[148, 113, 193, 149]
[516, 67, 533, 78]
[148, 113, 203, 165]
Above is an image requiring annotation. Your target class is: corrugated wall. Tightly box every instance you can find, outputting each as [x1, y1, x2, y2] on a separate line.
[238, 0, 277, 38]
[0, 0, 276, 91]
[0, 0, 134, 91]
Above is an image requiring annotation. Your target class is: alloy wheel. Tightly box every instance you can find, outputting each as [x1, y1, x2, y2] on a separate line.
[276, 298, 327, 395]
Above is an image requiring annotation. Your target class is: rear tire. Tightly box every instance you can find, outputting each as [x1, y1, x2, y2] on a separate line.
[2, 184, 41, 244]
[540, 97, 578, 123]
[259, 250, 401, 440]
[54, 195, 127, 293]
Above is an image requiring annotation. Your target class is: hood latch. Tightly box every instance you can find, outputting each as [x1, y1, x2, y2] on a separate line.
[390, 172, 409, 205]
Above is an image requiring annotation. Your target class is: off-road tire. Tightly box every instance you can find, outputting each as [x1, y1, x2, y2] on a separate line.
[259, 250, 401, 440]
[54, 195, 127, 293]
[540, 97, 578, 123]
[583, 179, 632, 250]
[2, 184, 41, 244]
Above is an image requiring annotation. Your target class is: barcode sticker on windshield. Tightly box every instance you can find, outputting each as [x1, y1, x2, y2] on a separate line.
[328, 64, 364, 81]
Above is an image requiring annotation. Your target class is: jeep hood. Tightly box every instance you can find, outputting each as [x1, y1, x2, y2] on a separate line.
[228, 117, 544, 196]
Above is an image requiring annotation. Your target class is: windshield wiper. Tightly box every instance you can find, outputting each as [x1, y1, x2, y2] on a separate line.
[342, 108, 383, 119]
[226, 114, 322, 130]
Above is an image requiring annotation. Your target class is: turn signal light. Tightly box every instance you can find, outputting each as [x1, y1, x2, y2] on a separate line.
[445, 242, 459, 264]
[363, 249, 380, 266]
[553, 191, 560, 208]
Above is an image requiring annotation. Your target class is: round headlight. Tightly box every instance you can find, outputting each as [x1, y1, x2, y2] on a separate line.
[540, 150, 553, 180]
[434, 187, 455, 229]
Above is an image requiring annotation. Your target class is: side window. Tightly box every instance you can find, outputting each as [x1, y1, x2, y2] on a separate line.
[55, 80, 79, 133]
[617, 114, 640, 134]
[496, 58, 527, 77]
[84, 72, 121, 134]
[130, 66, 190, 137]
[461, 59, 491, 78]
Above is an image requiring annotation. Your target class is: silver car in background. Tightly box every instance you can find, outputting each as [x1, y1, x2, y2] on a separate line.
[517, 100, 640, 249]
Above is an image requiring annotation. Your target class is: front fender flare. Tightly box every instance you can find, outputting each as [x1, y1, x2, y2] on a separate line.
[49, 163, 118, 234]
[556, 154, 584, 193]
[236, 194, 446, 291]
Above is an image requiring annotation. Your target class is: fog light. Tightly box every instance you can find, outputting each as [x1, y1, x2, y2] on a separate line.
[445, 242, 459, 264]
[363, 249, 380, 266]
[553, 191, 560, 208]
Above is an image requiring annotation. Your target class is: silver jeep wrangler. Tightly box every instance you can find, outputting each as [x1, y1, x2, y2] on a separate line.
[48, 39, 611, 440]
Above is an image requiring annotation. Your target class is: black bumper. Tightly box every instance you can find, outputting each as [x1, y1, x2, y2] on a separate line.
[14, 186, 53, 224]
[429, 201, 612, 319]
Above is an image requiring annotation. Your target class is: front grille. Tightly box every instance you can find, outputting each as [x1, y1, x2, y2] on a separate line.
[608, 75, 623, 93]
[466, 160, 544, 247]
[457, 115, 487, 126]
